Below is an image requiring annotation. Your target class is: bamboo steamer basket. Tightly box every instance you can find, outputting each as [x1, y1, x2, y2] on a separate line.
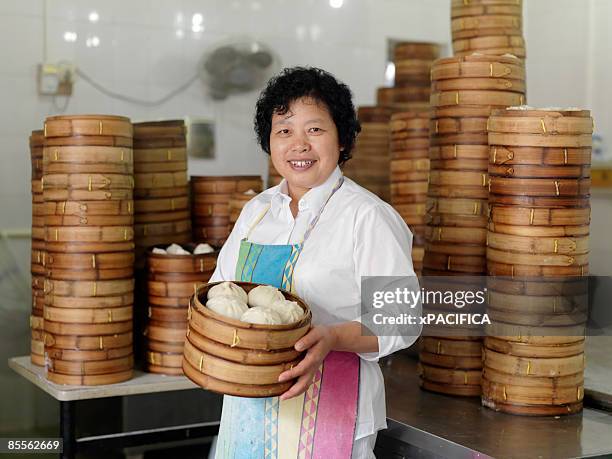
[486, 277, 588, 296]
[394, 42, 440, 60]
[489, 205, 591, 226]
[44, 135, 132, 148]
[418, 363, 481, 386]
[484, 348, 584, 377]
[268, 157, 283, 187]
[133, 147, 186, 163]
[31, 129, 45, 366]
[191, 176, 263, 194]
[147, 339, 185, 354]
[486, 232, 589, 255]
[46, 354, 133, 376]
[44, 330, 133, 351]
[229, 191, 256, 224]
[482, 378, 583, 407]
[490, 146, 591, 166]
[45, 345, 132, 362]
[431, 55, 524, 81]
[46, 369, 133, 386]
[482, 366, 583, 390]
[133, 185, 189, 199]
[45, 293, 133, 309]
[183, 281, 311, 397]
[419, 351, 482, 370]
[484, 337, 584, 358]
[133, 120, 186, 138]
[419, 378, 482, 397]
[487, 290, 588, 315]
[421, 337, 482, 356]
[485, 322, 585, 345]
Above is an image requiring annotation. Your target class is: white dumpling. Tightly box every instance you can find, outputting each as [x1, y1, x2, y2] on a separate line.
[248, 285, 284, 308]
[152, 247, 167, 254]
[193, 243, 215, 254]
[206, 295, 248, 320]
[269, 299, 304, 324]
[208, 281, 248, 304]
[166, 243, 190, 255]
[240, 307, 283, 325]
[244, 189, 257, 196]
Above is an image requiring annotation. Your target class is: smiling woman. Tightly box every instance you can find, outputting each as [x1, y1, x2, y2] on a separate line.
[208, 67, 419, 459]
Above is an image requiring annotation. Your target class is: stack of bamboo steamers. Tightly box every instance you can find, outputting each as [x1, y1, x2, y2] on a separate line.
[483, 107, 592, 415]
[451, 0, 526, 60]
[419, 54, 526, 397]
[42, 115, 135, 385]
[132, 121, 191, 268]
[30, 130, 45, 366]
[389, 112, 430, 274]
[383, 42, 440, 111]
[342, 107, 392, 202]
[145, 245, 217, 375]
[191, 176, 263, 246]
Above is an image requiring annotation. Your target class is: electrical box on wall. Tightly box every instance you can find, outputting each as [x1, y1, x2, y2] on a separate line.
[37, 63, 75, 96]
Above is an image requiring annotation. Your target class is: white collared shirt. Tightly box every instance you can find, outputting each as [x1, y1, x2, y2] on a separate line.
[209, 165, 420, 439]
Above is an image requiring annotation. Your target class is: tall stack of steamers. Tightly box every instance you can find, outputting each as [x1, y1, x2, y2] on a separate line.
[483, 108, 592, 415]
[41, 115, 135, 385]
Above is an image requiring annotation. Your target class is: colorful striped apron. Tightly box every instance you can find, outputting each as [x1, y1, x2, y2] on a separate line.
[215, 178, 360, 459]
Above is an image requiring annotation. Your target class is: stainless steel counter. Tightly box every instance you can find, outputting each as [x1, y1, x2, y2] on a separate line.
[378, 355, 612, 459]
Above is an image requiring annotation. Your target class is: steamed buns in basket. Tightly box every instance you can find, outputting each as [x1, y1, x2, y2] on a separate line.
[183, 281, 312, 397]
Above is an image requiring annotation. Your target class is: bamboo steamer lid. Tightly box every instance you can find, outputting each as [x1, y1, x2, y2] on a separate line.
[44, 115, 133, 139]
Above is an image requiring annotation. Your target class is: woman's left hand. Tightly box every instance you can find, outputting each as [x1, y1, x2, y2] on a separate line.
[277, 325, 337, 401]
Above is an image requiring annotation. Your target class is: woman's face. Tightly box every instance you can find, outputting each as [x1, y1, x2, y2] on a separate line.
[269, 97, 341, 193]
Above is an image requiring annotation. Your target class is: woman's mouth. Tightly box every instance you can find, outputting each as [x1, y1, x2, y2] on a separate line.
[288, 159, 316, 171]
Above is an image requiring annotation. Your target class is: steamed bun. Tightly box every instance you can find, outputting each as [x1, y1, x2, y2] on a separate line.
[166, 243, 190, 255]
[248, 285, 284, 309]
[194, 243, 214, 254]
[152, 247, 167, 254]
[240, 306, 283, 325]
[269, 299, 304, 324]
[208, 281, 248, 304]
[206, 295, 248, 320]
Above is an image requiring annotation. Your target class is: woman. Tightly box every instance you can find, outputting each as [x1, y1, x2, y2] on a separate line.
[209, 67, 420, 459]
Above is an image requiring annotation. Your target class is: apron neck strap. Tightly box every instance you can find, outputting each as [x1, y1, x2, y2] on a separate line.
[244, 176, 344, 243]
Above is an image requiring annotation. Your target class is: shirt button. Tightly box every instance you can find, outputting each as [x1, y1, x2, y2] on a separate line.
[298, 201, 307, 211]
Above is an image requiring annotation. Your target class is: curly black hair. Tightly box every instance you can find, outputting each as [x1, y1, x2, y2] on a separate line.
[254, 67, 361, 164]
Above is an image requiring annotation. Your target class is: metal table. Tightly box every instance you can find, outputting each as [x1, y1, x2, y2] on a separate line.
[379, 355, 612, 459]
[8, 356, 220, 459]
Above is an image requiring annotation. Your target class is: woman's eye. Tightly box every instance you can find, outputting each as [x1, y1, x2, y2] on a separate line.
[309, 127, 323, 133]
[277, 129, 290, 135]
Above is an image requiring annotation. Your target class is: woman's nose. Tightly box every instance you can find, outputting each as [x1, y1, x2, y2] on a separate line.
[291, 137, 310, 153]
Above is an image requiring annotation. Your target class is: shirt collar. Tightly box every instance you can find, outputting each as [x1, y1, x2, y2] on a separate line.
[271, 166, 343, 215]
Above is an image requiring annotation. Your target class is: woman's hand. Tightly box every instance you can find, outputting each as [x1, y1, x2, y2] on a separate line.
[277, 325, 338, 401]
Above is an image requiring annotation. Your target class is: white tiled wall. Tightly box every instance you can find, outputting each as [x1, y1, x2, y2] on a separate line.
[0, 0, 609, 271]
